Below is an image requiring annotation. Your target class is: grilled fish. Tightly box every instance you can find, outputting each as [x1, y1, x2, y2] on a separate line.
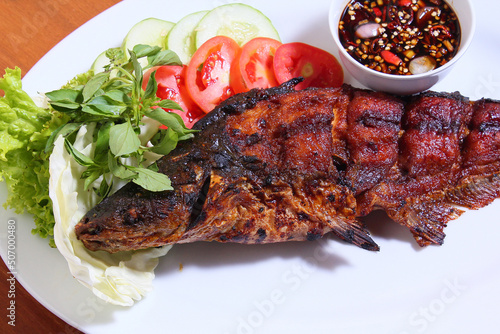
[75, 79, 500, 253]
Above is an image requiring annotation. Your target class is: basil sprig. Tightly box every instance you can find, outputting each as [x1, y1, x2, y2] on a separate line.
[46, 45, 197, 195]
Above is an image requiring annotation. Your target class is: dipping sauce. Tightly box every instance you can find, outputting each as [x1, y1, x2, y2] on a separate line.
[338, 0, 461, 75]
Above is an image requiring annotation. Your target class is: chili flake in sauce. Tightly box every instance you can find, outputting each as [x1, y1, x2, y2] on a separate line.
[338, 0, 461, 75]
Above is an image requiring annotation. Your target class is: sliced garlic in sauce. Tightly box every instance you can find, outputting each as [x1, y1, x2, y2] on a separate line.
[355, 22, 382, 39]
[409, 55, 437, 74]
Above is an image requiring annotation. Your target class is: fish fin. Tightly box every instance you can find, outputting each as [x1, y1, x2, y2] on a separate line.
[445, 173, 500, 209]
[328, 218, 380, 251]
[387, 196, 464, 247]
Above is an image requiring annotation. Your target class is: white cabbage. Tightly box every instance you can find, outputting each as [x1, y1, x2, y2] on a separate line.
[49, 122, 171, 307]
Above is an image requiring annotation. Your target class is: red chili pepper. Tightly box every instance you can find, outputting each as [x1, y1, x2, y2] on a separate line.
[398, 0, 412, 6]
[373, 7, 382, 17]
[401, 8, 414, 25]
[371, 37, 388, 53]
[380, 50, 402, 66]
[429, 25, 452, 39]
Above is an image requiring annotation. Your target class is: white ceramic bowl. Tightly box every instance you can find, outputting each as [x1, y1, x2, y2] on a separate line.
[328, 0, 476, 95]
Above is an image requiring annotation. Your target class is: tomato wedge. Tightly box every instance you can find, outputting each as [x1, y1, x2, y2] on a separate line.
[230, 37, 282, 94]
[185, 36, 241, 113]
[273, 42, 344, 90]
[143, 65, 204, 128]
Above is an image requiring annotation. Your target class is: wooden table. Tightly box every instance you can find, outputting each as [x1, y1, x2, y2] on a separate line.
[0, 1, 120, 333]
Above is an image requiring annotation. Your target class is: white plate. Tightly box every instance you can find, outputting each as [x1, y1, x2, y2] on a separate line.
[1, 0, 500, 333]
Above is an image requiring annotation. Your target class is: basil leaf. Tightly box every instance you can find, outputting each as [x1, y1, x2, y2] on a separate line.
[103, 90, 129, 105]
[129, 50, 143, 94]
[64, 138, 95, 167]
[46, 88, 81, 103]
[108, 153, 137, 179]
[46, 88, 83, 111]
[148, 162, 159, 172]
[133, 44, 162, 58]
[129, 166, 172, 192]
[178, 133, 196, 141]
[150, 128, 178, 155]
[83, 169, 102, 191]
[83, 96, 127, 116]
[94, 121, 113, 161]
[97, 178, 113, 198]
[109, 121, 141, 156]
[44, 122, 80, 153]
[143, 70, 158, 100]
[38, 40, 200, 202]
[82, 72, 109, 102]
[81, 105, 126, 117]
[49, 100, 82, 111]
[157, 99, 183, 111]
[106, 79, 133, 94]
[148, 50, 182, 67]
[144, 108, 197, 135]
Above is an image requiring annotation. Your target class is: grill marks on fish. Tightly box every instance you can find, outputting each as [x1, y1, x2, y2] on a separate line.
[75, 80, 500, 253]
[357, 92, 500, 246]
[346, 90, 405, 195]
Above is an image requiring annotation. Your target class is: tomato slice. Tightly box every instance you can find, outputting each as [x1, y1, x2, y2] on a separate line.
[273, 42, 344, 90]
[143, 65, 204, 128]
[185, 36, 241, 113]
[230, 37, 282, 94]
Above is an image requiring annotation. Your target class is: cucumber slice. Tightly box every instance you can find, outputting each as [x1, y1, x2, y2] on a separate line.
[195, 4, 280, 48]
[122, 17, 175, 54]
[167, 10, 208, 64]
[91, 48, 123, 77]
[91, 50, 109, 74]
[123, 18, 175, 50]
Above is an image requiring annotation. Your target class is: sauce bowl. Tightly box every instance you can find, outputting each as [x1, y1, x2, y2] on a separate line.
[328, 0, 476, 95]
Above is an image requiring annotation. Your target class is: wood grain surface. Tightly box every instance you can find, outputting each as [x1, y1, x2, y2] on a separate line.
[0, 1, 120, 333]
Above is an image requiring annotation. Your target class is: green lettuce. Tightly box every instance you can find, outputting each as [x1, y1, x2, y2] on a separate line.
[0, 67, 65, 246]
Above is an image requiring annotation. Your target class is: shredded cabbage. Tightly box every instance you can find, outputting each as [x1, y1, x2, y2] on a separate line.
[49, 123, 170, 307]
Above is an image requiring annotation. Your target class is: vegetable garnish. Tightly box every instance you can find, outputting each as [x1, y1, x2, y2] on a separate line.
[50, 124, 171, 306]
[46, 45, 198, 195]
[185, 35, 241, 113]
[0, 67, 63, 246]
[273, 42, 344, 90]
[143, 65, 204, 128]
[230, 37, 282, 94]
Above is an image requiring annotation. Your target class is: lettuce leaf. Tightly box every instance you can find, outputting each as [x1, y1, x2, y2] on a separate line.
[61, 70, 94, 89]
[0, 67, 65, 246]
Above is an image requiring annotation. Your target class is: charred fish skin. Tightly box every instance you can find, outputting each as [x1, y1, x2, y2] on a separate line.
[76, 80, 379, 253]
[202, 85, 377, 250]
[75, 79, 303, 252]
[446, 98, 500, 209]
[356, 91, 474, 246]
[344, 88, 405, 195]
[356, 92, 500, 247]
[76, 81, 500, 253]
